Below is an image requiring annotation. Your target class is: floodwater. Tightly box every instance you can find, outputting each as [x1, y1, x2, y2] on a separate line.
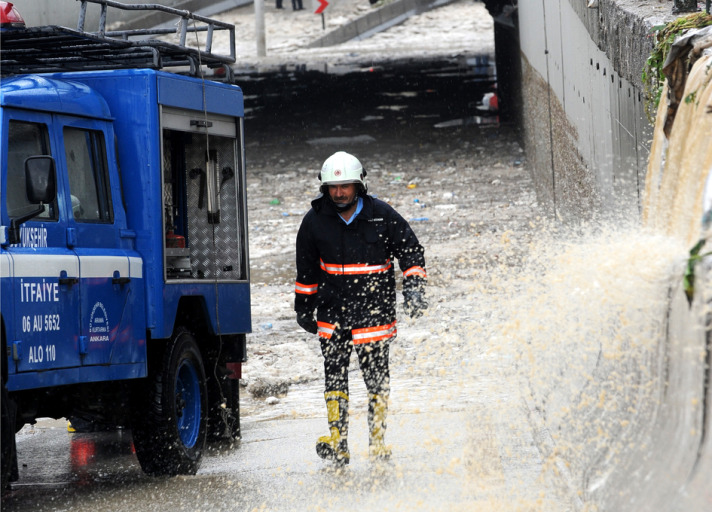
[4, 53, 711, 511]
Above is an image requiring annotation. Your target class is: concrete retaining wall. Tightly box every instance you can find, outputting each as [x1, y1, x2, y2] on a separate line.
[502, 1, 712, 510]
[514, 0, 668, 223]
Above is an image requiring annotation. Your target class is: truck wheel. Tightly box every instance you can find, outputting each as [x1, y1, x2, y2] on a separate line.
[131, 328, 208, 476]
[1, 384, 17, 491]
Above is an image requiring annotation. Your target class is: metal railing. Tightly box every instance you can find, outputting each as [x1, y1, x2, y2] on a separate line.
[76, 0, 235, 62]
[1, 0, 237, 77]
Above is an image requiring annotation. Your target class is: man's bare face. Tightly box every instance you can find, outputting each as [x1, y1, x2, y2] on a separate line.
[328, 183, 358, 207]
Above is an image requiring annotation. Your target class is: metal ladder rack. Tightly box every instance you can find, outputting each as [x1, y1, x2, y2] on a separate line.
[0, 0, 237, 79]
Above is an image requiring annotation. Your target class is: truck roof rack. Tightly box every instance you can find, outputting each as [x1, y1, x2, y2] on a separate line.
[0, 0, 236, 78]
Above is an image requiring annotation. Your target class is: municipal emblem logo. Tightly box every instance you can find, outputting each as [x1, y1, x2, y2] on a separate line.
[334, 169, 342, 177]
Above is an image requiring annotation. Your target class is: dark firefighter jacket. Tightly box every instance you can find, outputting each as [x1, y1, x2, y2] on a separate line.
[295, 193, 426, 344]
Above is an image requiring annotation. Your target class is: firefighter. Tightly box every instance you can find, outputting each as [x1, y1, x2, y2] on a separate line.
[294, 151, 427, 464]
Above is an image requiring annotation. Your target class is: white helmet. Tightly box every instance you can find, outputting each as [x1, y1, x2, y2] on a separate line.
[319, 151, 367, 189]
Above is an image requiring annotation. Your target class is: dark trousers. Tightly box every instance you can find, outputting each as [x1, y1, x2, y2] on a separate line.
[292, 0, 303, 9]
[320, 327, 391, 400]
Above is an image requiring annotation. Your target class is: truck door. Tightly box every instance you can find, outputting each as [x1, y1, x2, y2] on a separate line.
[58, 117, 141, 367]
[4, 114, 82, 374]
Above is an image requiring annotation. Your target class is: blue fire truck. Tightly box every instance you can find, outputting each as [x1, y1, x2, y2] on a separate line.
[0, 0, 250, 487]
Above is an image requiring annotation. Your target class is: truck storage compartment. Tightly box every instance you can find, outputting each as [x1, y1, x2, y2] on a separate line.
[161, 108, 245, 281]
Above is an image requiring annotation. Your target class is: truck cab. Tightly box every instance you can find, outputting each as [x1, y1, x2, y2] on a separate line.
[1, 0, 250, 487]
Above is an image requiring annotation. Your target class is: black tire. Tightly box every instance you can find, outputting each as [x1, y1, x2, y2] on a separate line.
[1, 384, 17, 492]
[131, 328, 208, 476]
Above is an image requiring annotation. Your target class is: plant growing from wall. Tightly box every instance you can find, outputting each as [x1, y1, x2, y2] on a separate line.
[642, 12, 712, 122]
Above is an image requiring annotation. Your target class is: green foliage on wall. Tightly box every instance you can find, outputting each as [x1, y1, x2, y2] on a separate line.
[642, 12, 712, 122]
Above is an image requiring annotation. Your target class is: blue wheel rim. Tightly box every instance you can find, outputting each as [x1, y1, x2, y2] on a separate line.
[175, 359, 201, 448]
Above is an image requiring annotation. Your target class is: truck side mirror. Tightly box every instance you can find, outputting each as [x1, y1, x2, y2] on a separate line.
[6, 156, 57, 245]
[25, 155, 56, 204]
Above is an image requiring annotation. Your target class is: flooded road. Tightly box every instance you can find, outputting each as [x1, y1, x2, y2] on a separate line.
[6, 367, 569, 511]
[3, 58, 698, 511]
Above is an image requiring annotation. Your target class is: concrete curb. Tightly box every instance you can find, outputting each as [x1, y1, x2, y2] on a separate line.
[307, 0, 461, 48]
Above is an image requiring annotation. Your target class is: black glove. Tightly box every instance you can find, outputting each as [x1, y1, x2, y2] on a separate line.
[296, 312, 318, 334]
[403, 289, 427, 318]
